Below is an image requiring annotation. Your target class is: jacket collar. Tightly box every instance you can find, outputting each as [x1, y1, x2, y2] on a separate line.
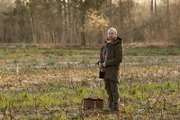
[107, 37, 122, 45]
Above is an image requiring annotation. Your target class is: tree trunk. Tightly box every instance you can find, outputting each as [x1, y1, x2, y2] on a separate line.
[67, 0, 71, 43]
[166, 0, 170, 40]
[154, 0, 157, 38]
[109, 0, 112, 23]
[28, 1, 36, 43]
[149, 0, 154, 42]
[151, 0, 154, 16]
[81, 13, 86, 46]
[154, 0, 157, 15]
[29, 11, 36, 43]
[119, 0, 123, 30]
[63, 0, 67, 43]
[128, 0, 130, 20]
[56, 0, 63, 43]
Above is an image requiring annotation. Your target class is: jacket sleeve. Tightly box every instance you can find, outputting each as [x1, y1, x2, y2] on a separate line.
[97, 45, 104, 64]
[105, 43, 122, 67]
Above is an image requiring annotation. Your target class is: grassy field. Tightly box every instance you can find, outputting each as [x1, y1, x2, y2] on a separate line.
[0, 46, 180, 119]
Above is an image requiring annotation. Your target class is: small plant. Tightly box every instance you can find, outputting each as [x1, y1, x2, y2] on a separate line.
[13, 59, 19, 65]
[13, 59, 19, 74]
[47, 59, 56, 66]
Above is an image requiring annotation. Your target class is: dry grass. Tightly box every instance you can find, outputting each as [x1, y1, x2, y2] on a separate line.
[124, 40, 176, 48]
[0, 47, 180, 119]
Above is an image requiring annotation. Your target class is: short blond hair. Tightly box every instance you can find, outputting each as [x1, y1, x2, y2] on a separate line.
[107, 28, 117, 34]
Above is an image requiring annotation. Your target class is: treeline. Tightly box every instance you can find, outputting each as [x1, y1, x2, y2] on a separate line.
[0, 0, 179, 46]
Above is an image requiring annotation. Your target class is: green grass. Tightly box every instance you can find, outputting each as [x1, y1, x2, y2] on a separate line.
[0, 80, 179, 119]
[124, 47, 180, 55]
[0, 82, 107, 119]
[0, 46, 180, 119]
[1, 46, 180, 57]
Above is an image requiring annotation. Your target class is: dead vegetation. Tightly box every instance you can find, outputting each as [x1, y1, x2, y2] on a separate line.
[0, 47, 180, 119]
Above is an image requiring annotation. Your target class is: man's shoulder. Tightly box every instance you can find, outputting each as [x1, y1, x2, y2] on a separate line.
[113, 42, 122, 51]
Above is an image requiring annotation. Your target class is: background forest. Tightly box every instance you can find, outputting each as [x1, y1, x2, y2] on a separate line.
[0, 0, 180, 46]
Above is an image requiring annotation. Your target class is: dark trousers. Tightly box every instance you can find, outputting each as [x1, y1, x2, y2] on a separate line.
[104, 79, 119, 110]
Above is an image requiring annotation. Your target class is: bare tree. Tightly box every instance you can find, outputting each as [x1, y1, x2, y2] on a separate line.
[109, 0, 112, 23]
[119, 0, 123, 29]
[166, 0, 170, 40]
[0, 0, 179, 46]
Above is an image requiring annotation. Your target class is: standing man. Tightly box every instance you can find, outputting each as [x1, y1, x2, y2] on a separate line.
[99, 28, 123, 112]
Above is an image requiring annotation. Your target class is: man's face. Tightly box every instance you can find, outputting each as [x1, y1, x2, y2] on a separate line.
[108, 31, 117, 40]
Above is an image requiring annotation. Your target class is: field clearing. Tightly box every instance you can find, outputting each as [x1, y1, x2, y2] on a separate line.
[0, 47, 180, 119]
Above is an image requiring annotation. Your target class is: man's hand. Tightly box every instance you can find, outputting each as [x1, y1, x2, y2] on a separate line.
[101, 63, 106, 67]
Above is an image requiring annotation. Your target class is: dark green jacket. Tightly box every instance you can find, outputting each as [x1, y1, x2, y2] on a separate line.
[104, 37, 123, 81]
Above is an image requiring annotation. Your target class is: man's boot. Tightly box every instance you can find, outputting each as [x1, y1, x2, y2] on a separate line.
[113, 103, 119, 112]
[108, 96, 113, 111]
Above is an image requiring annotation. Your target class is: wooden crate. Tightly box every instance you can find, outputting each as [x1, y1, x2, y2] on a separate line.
[82, 98, 104, 110]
